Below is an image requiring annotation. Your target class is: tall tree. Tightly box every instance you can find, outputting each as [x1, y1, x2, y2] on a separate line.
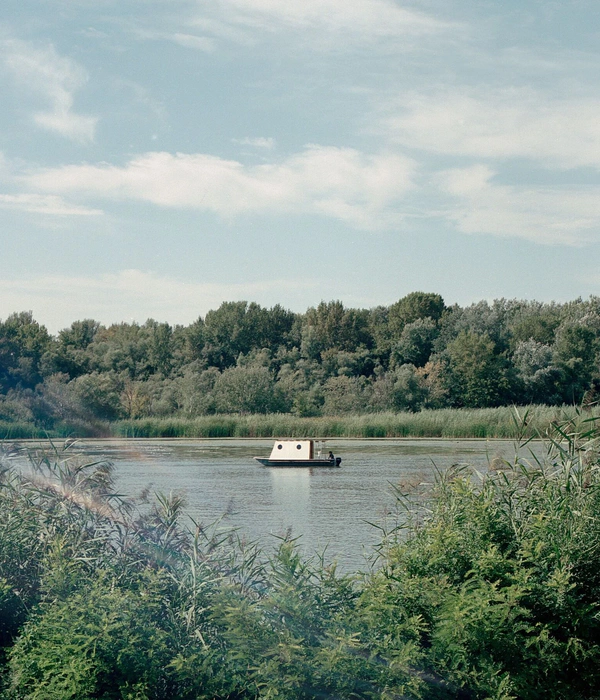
[388, 292, 445, 339]
[443, 331, 515, 407]
[0, 312, 52, 390]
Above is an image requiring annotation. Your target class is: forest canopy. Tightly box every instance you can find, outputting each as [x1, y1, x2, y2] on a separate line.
[1, 293, 600, 434]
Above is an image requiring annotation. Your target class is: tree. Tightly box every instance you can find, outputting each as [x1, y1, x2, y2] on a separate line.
[144, 319, 173, 376]
[513, 340, 563, 404]
[322, 375, 368, 415]
[87, 323, 149, 379]
[301, 301, 372, 359]
[213, 366, 284, 413]
[41, 319, 101, 379]
[443, 331, 515, 407]
[0, 312, 53, 391]
[203, 301, 293, 369]
[552, 317, 600, 403]
[391, 317, 438, 368]
[388, 292, 445, 339]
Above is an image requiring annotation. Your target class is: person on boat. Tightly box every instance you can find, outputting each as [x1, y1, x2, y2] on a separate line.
[328, 451, 335, 462]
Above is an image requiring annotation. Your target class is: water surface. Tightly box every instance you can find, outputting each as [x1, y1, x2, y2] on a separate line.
[44, 438, 542, 571]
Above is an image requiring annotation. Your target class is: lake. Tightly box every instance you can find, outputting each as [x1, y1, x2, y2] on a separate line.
[9, 438, 545, 572]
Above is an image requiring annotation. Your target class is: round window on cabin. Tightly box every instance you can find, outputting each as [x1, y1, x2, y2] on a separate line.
[277, 444, 283, 450]
[297, 444, 302, 450]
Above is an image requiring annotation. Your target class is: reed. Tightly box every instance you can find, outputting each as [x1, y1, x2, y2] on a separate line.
[0, 421, 49, 440]
[110, 405, 596, 439]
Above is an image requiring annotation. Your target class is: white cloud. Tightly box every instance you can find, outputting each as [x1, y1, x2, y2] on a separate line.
[195, 0, 453, 47]
[172, 33, 216, 51]
[1, 39, 97, 143]
[438, 165, 600, 246]
[0, 193, 102, 216]
[233, 136, 276, 149]
[0, 270, 320, 334]
[383, 88, 600, 168]
[24, 146, 416, 229]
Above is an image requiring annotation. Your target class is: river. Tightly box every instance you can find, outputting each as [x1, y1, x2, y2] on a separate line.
[9, 438, 545, 572]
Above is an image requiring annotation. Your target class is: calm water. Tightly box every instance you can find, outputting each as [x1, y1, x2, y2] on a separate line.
[19, 438, 542, 572]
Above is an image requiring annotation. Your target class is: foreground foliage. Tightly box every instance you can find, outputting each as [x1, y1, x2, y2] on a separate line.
[1, 413, 600, 698]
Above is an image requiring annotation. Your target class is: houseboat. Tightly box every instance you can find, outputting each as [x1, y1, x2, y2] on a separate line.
[254, 440, 341, 467]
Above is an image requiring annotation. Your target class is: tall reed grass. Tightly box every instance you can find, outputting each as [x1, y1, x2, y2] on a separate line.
[111, 405, 597, 439]
[0, 421, 49, 440]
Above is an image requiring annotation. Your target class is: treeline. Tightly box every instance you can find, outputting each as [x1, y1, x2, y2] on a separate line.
[1, 292, 600, 434]
[1, 419, 600, 698]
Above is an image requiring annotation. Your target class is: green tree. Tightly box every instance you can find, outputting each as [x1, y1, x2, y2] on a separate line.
[513, 339, 563, 404]
[0, 312, 53, 391]
[87, 323, 149, 379]
[391, 317, 438, 368]
[301, 301, 372, 359]
[41, 319, 101, 379]
[144, 319, 174, 376]
[388, 292, 445, 339]
[443, 331, 515, 407]
[213, 365, 284, 413]
[71, 371, 123, 421]
[507, 301, 562, 349]
[553, 317, 600, 403]
[203, 301, 294, 369]
[322, 375, 368, 414]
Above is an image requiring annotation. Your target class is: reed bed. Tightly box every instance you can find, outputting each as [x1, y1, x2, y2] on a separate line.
[0, 421, 50, 440]
[111, 405, 596, 439]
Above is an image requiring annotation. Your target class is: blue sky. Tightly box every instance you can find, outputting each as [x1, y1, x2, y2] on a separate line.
[2, 0, 600, 333]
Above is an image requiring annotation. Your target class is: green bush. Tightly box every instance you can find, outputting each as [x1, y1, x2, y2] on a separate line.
[3, 414, 600, 698]
[361, 411, 600, 698]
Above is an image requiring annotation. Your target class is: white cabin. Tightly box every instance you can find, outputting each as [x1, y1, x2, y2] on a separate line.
[269, 440, 314, 460]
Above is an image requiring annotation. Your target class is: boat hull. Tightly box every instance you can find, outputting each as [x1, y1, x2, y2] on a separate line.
[254, 457, 341, 468]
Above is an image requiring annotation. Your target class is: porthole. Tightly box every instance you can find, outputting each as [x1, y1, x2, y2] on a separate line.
[296, 444, 302, 450]
[277, 444, 283, 450]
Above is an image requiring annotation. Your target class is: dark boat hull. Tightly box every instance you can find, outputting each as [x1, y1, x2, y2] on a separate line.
[254, 457, 341, 468]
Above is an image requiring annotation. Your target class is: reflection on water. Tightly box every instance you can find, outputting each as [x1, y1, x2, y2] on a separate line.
[8, 438, 546, 572]
[270, 469, 311, 543]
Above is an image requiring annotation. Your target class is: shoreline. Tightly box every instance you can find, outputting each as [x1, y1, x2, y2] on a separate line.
[2, 405, 596, 441]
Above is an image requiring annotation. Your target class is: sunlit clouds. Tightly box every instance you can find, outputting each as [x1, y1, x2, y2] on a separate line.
[1, 39, 97, 143]
[0, 193, 102, 217]
[2, 0, 600, 328]
[24, 146, 416, 229]
[382, 89, 600, 169]
[438, 166, 600, 246]
[196, 0, 454, 45]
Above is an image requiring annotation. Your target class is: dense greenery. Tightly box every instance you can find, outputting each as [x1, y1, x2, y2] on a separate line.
[2, 294, 600, 436]
[1, 414, 600, 698]
[112, 405, 600, 439]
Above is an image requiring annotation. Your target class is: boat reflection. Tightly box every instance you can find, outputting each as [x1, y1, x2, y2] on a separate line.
[269, 468, 311, 542]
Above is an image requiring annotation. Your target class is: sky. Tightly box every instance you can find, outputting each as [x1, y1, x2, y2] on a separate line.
[2, 0, 600, 334]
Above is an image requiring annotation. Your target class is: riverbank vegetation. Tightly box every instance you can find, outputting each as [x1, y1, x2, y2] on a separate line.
[112, 404, 600, 439]
[1, 415, 600, 698]
[1, 293, 600, 437]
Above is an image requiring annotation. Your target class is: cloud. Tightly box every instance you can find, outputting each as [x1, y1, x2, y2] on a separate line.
[24, 145, 416, 229]
[383, 88, 600, 169]
[172, 33, 216, 51]
[0, 193, 102, 216]
[0, 270, 320, 334]
[232, 136, 276, 149]
[438, 165, 600, 246]
[1, 39, 97, 143]
[194, 0, 454, 47]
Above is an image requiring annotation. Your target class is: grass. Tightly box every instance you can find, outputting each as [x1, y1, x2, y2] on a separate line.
[109, 404, 599, 439]
[0, 421, 51, 440]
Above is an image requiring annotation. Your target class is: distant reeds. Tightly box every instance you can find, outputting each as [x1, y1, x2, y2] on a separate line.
[110, 405, 596, 439]
[0, 421, 49, 440]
